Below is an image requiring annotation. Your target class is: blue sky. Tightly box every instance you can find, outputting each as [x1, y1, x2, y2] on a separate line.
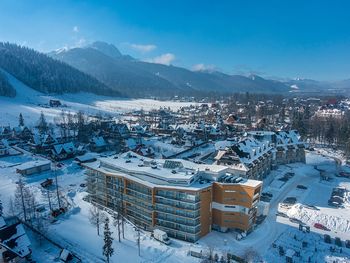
[1, 0, 350, 80]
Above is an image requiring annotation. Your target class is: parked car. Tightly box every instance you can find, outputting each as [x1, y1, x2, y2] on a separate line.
[283, 197, 297, 205]
[314, 223, 330, 231]
[276, 212, 288, 218]
[262, 192, 273, 198]
[153, 229, 171, 245]
[297, 185, 308, 190]
[324, 234, 331, 244]
[338, 171, 350, 178]
[335, 237, 342, 247]
[345, 240, 350, 249]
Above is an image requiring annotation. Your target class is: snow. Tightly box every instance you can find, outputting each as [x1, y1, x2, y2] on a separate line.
[15, 159, 51, 171]
[0, 71, 198, 127]
[0, 143, 350, 262]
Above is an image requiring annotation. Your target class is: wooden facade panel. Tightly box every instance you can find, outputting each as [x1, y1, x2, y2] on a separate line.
[200, 188, 212, 237]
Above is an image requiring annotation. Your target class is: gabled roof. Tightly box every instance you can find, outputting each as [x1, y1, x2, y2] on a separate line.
[53, 142, 76, 155]
[0, 223, 31, 258]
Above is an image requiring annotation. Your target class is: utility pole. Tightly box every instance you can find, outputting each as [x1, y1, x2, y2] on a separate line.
[54, 162, 61, 209]
[18, 179, 27, 221]
[47, 189, 52, 211]
[135, 227, 141, 257]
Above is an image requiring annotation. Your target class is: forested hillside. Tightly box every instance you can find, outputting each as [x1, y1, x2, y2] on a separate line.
[0, 42, 120, 96]
[0, 70, 16, 97]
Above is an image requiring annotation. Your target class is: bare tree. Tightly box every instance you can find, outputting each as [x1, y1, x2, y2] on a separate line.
[242, 247, 261, 263]
[89, 205, 106, 236]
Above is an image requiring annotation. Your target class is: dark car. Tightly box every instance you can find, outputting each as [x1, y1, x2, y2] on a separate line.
[283, 197, 297, 205]
[297, 185, 308, 190]
[345, 240, 350, 249]
[262, 192, 273, 198]
[324, 234, 331, 244]
[335, 237, 342, 247]
[276, 212, 288, 218]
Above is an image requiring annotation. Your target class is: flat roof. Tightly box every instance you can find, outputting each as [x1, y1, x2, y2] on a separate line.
[16, 159, 51, 170]
[84, 151, 261, 189]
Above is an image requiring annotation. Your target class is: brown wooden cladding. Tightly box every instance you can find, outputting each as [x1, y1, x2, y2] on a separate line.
[212, 182, 262, 208]
[212, 209, 251, 230]
[199, 188, 212, 237]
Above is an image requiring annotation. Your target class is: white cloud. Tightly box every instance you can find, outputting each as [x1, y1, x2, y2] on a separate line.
[73, 26, 79, 33]
[146, 53, 175, 65]
[192, 63, 216, 72]
[74, 38, 86, 47]
[129, 43, 157, 53]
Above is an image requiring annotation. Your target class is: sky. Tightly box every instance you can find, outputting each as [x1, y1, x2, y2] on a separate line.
[0, 0, 350, 81]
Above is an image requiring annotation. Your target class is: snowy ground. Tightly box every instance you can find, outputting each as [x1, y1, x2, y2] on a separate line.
[1, 149, 350, 262]
[0, 72, 199, 127]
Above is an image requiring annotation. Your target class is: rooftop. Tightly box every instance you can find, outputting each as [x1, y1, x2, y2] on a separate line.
[85, 151, 260, 189]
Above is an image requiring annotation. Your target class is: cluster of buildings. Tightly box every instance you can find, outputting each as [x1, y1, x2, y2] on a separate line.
[0, 100, 309, 243]
[84, 129, 305, 242]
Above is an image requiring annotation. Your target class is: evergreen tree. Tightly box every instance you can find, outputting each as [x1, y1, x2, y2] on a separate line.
[19, 113, 24, 126]
[37, 111, 48, 134]
[103, 217, 114, 263]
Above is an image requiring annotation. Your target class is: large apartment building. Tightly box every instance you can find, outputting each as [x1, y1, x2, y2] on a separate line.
[215, 130, 305, 180]
[84, 151, 262, 242]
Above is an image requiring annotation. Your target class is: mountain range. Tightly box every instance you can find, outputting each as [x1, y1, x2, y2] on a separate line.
[49, 41, 294, 97]
[0, 41, 349, 99]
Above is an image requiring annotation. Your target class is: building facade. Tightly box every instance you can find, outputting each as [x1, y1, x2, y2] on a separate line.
[84, 152, 262, 242]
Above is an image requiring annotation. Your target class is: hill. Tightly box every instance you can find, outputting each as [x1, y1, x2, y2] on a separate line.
[0, 42, 120, 97]
[0, 70, 16, 97]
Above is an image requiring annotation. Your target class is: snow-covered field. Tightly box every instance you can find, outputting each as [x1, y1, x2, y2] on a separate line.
[0, 71, 198, 126]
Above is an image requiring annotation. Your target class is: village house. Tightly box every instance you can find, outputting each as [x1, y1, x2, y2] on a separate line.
[0, 218, 31, 262]
[12, 126, 32, 141]
[0, 140, 9, 157]
[29, 132, 57, 154]
[0, 126, 11, 139]
[89, 136, 108, 153]
[51, 142, 77, 160]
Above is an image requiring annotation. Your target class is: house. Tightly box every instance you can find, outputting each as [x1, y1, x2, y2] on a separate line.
[74, 153, 97, 164]
[16, 160, 51, 176]
[12, 126, 32, 141]
[0, 127, 11, 139]
[89, 137, 108, 152]
[0, 140, 9, 157]
[110, 123, 130, 139]
[51, 142, 76, 160]
[0, 220, 31, 262]
[49, 99, 62, 107]
[30, 132, 57, 154]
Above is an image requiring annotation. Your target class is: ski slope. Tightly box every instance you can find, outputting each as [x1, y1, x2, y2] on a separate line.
[0, 71, 198, 126]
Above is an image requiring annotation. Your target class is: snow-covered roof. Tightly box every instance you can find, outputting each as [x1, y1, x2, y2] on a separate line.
[0, 217, 6, 229]
[0, 223, 31, 258]
[92, 136, 107, 147]
[16, 159, 51, 171]
[53, 142, 76, 155]
[85, 151, 259, 189]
